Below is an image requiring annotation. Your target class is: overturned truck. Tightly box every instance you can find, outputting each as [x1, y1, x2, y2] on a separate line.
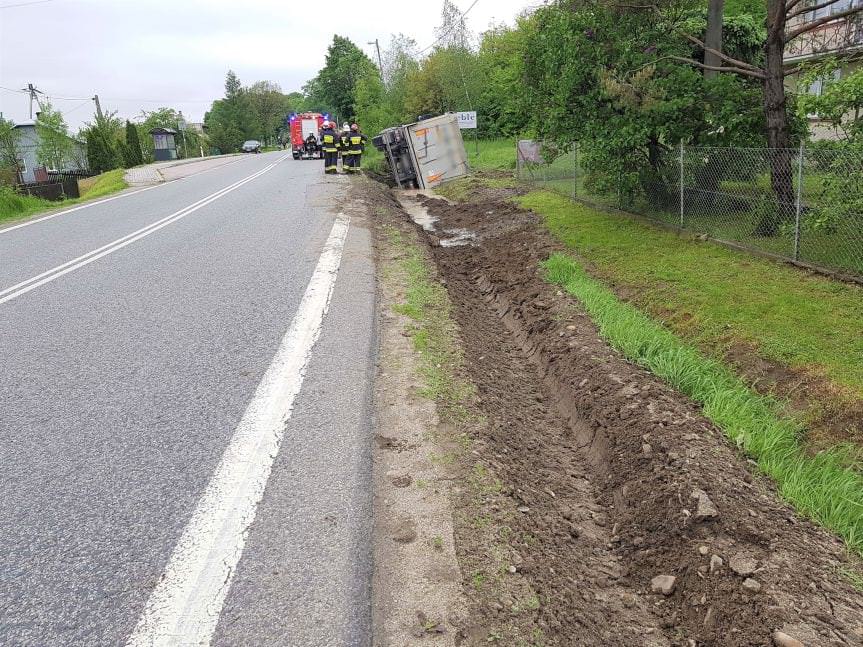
[372, 114, 470, 189]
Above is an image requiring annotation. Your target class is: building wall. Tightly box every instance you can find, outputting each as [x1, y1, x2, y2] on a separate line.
[13, 124, 88, 183]
[786, 59, 861, 141]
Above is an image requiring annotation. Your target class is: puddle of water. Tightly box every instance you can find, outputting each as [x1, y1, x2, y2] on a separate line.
[440, 228, 477, 247]
[396, 190, 474, 245]
[397, 191, 440, 231]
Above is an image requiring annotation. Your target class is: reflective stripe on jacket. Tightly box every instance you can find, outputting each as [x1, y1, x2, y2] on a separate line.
[321, 129, 339, 152]
[347, 132, 367, 154]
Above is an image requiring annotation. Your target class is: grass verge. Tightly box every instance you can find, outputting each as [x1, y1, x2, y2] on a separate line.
[543, 252, 863, 554]
[384, 223, 475, 422]
[0, 168, 128, 226]
[517, 191, 863, 434]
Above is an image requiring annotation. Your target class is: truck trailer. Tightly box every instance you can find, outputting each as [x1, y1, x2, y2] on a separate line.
[372, 113, 469, 189]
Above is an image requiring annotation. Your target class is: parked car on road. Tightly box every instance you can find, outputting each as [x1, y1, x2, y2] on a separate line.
[242, 140, 262, 153]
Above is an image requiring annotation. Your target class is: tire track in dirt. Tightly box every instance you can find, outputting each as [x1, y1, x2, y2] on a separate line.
[405, 191, 863, 646]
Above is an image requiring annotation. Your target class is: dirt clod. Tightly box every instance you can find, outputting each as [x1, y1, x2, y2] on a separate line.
[709, 555, 724, 573]
[742, 578, 762, 593]
[391, 474, 412, 488]
[729, 555, 758, 577]
[651, 575, 678, 596]
[691, 488, 720, 520]
[384, 184, 863, 646]
[772, 630, 805, 647]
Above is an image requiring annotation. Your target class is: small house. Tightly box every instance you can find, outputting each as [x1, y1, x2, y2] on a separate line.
[12, 121, 87, 184]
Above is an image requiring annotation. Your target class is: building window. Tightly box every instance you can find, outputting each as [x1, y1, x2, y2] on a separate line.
[806, 0, 861, 21]
[807, 68, 841, 96]
[16, 158, 27, 174]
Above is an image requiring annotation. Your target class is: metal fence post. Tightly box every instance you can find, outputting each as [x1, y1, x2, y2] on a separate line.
[679, 140, 685, 227]
[793, 142, 804, 261]
[573, 143, 578, 199]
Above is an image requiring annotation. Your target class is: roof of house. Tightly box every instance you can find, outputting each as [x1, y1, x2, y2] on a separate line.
[149, 127, 177, 135]
[13, 120, 84, 145]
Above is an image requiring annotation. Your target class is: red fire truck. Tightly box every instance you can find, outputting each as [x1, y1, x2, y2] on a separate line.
[289, 112, 327, 160]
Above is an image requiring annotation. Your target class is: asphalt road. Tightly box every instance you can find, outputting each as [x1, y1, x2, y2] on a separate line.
[0, 152, 376, 646]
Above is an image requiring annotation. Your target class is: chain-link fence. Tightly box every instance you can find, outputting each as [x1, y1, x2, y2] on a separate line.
[516, 140, 863, 279]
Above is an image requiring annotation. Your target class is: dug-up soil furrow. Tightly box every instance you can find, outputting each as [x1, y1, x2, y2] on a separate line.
[406, 192, 863, 646]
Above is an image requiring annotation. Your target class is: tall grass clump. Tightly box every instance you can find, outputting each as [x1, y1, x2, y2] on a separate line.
[543, 252, 863, 554]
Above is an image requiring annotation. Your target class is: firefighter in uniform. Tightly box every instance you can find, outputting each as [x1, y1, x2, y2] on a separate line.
[339, 123, 350, 172]
[320, 121, 340, 174]
[345, 123, 368, 173]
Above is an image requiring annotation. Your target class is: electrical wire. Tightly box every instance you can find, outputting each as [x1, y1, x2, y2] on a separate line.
[0, 0, 60, 9]
[418, 0, 480, 54]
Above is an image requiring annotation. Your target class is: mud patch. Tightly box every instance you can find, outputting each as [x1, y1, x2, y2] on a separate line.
[400, 190, 863, 646]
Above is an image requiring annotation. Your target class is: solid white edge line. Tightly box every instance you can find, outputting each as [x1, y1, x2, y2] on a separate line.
[0, 157, 288, 305]
[0, 153, 261, 235]
[125, 213, 352, 647]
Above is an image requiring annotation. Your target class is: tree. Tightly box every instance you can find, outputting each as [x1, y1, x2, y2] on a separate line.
[205, 71, 252, 153]
[246, 81, 297, 144]
[622, 0, 863, 233]
[86, 131, 114, 174]
[0, 117, 23, 184]
[83, 110, 124, 172]
[35, 102, 73, 171]
[124, 120, 144, 167]
[797, 58, 863, 141]
[521, 1, 770, 212]
[435, 0, 474, 50]
[704, 0, 726, 78]
[311, 35, 378, 120]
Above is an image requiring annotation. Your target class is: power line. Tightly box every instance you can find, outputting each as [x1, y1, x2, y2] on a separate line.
[0, 0, 60, 9]
[418, 0, 480, 54]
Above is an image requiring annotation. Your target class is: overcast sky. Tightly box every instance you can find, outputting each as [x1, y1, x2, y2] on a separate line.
[0, 0, 533, 131]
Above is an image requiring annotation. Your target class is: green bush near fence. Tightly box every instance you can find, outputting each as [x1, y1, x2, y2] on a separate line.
[516, 142, 863, 277]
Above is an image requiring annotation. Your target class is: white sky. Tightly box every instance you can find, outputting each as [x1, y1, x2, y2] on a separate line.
[0, 0, 532, 131]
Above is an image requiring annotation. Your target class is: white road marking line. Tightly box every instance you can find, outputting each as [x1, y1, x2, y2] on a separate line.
[126, 213, 352, 647]
[0, 162, 275, 299]
[0, 156, 289, 306]
[0, 184, 164, 234]
[0, 154, 256, 235]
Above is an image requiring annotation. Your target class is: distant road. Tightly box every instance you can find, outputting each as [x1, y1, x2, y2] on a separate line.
[0, 151, 376, 646]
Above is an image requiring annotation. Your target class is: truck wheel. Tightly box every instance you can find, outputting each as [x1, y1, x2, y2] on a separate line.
[292, 153, 300, 160]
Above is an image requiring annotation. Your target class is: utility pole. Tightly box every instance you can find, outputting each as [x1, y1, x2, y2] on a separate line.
[92, 94, 104, 120]
[368, 39, 384, 80]
[22, 83, 44, 119]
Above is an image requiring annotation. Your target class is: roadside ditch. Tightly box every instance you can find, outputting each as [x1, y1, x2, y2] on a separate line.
[360, 175, 863, 646]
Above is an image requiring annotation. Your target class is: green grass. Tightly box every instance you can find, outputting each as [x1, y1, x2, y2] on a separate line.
[0, 187, 53, 223]
[466, 138, 516, 171]
[0, 168, 128, 226]
[518, 191, 863, 398]
[77, 169, 126, 200]
[543, 252, 863, 554]
[386, 225, 476, 422]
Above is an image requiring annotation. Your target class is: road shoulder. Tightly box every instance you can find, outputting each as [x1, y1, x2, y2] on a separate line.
[362, 177, 470, 645]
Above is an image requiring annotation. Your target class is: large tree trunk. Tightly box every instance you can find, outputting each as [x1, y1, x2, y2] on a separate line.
[704, 0, 725, 78]
[758, 0, 795, 236]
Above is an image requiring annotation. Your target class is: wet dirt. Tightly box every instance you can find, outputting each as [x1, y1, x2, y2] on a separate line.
[400, 191, 863, 646]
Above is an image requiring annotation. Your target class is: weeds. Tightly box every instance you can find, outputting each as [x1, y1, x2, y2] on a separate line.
[0, 168, 128, 225]
[519, 191, 863, 399]
[385, 226, 476, 423]
[543, 252, 863, 555]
